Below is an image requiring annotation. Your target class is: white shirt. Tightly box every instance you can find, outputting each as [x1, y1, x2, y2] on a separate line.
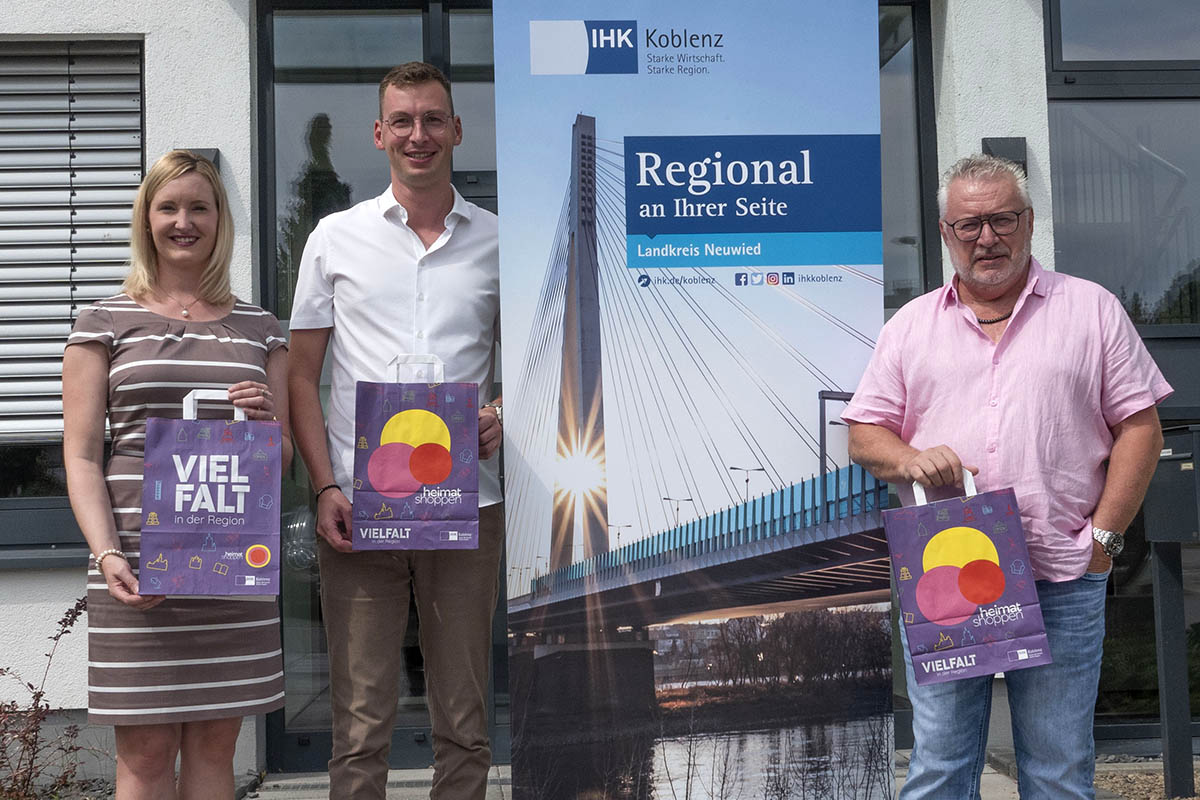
[290, 186, 502, 506]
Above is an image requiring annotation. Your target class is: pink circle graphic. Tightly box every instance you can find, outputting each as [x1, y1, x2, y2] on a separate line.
[915, 565, 976, 626]
[367, 442, 421, 498]
[959, 559, 1006, 605]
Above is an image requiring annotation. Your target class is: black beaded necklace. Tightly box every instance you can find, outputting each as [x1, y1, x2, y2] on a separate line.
[977, 310, 1014, 325]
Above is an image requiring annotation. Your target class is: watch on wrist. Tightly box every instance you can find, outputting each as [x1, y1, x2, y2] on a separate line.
[1091, 526, 1124, 558]
[484, 402, 503, 425]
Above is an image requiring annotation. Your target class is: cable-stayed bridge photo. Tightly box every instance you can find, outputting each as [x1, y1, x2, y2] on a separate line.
[503, 114, 886, 607]
[493, 6, 889, 793]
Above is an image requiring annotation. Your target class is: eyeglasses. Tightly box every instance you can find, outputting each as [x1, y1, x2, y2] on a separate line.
[943, 208, 1030, 242]
[382, 111, 452, 137]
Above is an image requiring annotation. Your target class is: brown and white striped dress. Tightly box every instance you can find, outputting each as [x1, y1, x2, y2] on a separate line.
[67, 293, 287, 726]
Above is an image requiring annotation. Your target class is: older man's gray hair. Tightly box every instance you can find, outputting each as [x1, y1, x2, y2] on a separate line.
[937, 154, 1031, 216]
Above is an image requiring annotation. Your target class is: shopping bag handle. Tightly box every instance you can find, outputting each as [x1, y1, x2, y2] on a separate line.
[911, 469, 977, 506]
[183, 389, 245, 421]
[388, 354, 445, 385]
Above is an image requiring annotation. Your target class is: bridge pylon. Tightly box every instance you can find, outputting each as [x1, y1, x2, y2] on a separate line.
[551, 114, 610, 571]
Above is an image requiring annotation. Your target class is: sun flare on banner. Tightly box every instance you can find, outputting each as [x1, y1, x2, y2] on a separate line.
[556, 442, 606, 501]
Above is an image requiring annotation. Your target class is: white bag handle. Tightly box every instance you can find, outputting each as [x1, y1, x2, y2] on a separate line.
[183, 389, 245, 421]
[911, 469, 977, 506]
[389, 354, 445, 384]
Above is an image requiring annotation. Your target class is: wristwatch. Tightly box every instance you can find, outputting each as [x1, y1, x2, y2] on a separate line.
[1091, 526, 1124, 558]
[484, 402, 503, 426]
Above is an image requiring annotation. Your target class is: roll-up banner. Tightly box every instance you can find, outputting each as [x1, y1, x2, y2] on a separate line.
[495, 3, 889, 795]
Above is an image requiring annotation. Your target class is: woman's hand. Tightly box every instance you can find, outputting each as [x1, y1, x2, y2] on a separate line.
[102, 557, 164, 610]
[229, 380, 276, 420]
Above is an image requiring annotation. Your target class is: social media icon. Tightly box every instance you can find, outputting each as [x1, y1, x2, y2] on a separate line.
[782, 272, 795, 285]
[766, 273, 780, 286]
[637, 274, 651, 288]
[750, 273, 764, 285]
[734, 272, 748, 286]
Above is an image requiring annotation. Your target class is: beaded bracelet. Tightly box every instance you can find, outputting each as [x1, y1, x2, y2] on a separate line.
[92, 548, 126, 571]
[315, 483, 341, 500]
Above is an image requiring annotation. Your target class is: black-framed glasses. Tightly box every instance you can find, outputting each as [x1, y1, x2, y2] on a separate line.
[943, 208, 1030, 241]
[382, 111, 452, 137]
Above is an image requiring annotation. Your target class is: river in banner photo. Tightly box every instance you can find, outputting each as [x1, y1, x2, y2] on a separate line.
[513, 716, 894, 800]
[510, 609, 895, 799]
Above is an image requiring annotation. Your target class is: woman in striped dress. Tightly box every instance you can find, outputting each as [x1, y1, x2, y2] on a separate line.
[62, 150, 291, 800]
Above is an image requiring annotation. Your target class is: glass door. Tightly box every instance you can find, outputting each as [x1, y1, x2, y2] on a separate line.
[260, 4, 505, 771]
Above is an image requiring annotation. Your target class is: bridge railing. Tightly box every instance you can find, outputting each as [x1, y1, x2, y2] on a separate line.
[530, 465, 888, 597]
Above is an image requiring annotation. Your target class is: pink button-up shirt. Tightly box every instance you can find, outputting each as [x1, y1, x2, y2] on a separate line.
[843, 258, 1172, 581]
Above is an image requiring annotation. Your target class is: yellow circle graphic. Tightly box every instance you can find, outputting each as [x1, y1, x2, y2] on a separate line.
[922, 526, 999, 572]
[380, 409, 451, 450]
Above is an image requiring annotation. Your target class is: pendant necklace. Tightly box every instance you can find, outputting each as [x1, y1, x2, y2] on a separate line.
[162, 291, 202, 318]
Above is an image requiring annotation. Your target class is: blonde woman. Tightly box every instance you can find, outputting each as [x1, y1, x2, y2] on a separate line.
[63, 150, 291, 800]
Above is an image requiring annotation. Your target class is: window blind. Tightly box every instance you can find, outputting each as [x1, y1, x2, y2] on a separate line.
[0, 41, 142, 439]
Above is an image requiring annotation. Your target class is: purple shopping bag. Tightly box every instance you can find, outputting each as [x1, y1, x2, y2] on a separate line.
[351, 374, 479, 550]
[883, 472, 1052, 685]
[140, 390, 282, 595]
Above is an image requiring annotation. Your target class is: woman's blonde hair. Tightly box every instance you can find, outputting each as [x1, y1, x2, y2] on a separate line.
[123, 150, 234, 305]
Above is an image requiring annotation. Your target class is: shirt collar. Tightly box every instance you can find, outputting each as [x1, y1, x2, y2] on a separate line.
[375, 184, 473, 227]
[939, 256, 1048, 311]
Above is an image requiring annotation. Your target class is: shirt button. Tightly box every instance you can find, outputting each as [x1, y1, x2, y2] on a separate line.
[416, 331, 425, 339]
[417, 293, 425, 301]
[989, 399, 998, 407]
[987, 443, 997, 453]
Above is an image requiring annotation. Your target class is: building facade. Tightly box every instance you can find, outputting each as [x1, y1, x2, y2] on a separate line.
[1, 0, 1196, 777]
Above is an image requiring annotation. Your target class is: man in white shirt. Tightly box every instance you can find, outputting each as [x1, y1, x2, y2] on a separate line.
[287, 62, 503, 800]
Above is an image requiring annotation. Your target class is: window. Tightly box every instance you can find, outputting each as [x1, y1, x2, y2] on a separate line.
[257, 1, 503, 772]
[879, 4, 939, 311]
[0, 41, 141, 441]
[1057, 0, 1200, 66]
[1045, 0, 1200, 730]
[262, 5, 496, 321]
[1047, 1, 1200, 328]
[1049, 100, 1200, 325]
[0, 40, 142, 565]
[258, 1, 941, 770]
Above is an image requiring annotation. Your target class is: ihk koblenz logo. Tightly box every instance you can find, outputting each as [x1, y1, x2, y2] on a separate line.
[530, 20, 638, 75]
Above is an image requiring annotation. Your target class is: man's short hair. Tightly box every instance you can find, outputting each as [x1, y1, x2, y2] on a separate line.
[937, 154, 1031, 216]
[378, 62, 454, 118]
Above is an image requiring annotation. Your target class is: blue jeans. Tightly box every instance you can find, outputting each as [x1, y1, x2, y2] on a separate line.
[899, 571, 1109, 800]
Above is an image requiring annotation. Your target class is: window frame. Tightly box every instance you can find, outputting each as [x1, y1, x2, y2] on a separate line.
[258, 1, 943, 317]
[255, 0, 498, 320]
[255, 0, 943, 771]
[1044, 0, 1200, 737]
[879, 1, 943, 299]
[1044, 0, 1200, 99]
[256, 0, 503, 772]
[1044, 0, 1200, 349]
[0, 39, 145, 567]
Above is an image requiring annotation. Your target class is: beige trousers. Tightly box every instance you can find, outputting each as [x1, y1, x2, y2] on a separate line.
[317, 503, 504, 800]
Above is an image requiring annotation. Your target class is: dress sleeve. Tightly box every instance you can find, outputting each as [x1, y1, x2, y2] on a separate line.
[64, 303, 115, 353]
[263, 312, 288, 354]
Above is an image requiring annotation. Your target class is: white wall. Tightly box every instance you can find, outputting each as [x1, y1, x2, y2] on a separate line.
[2, 1, 260, 770]
[0, 570, 89, 708]
[930, 0, 1056, 278]
[2, 0, 257, 299]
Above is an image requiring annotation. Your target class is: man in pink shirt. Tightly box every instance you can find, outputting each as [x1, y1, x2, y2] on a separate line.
[844, 154, 1170, 799]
